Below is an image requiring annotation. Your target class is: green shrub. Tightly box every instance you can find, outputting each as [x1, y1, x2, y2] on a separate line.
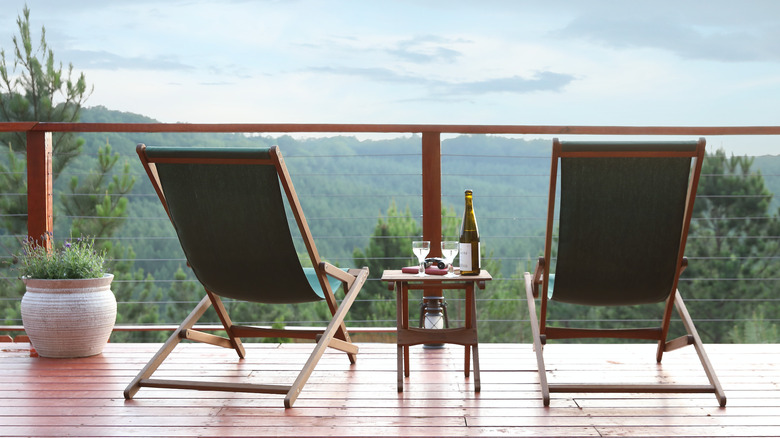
[17, 234, 107, 279]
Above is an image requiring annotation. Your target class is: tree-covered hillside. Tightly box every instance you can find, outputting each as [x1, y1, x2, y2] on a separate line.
[2, 104, 779, 344]
[74, 106, 555, 278]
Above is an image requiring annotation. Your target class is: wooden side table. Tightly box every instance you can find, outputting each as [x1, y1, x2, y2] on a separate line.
[381, 269, 492, 392]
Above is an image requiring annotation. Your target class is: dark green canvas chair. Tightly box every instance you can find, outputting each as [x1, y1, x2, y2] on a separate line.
[125, 144, 368, 408]
[524, 138, 726, 407]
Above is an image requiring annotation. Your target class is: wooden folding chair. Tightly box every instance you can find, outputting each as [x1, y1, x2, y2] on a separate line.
[524, 138, 726, 407]
[125, 144, 368, 408]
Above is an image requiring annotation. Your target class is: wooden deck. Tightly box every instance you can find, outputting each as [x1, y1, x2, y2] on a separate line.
[1, 341, 779, 437]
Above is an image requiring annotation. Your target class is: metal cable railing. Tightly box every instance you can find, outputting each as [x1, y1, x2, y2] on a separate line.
[2, 128, 779, 344]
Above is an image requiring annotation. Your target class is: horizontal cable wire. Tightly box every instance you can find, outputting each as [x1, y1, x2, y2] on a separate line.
[4, 148, 779, 333]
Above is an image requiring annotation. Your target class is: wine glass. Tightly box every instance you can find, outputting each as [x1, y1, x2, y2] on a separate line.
[412, 241, 430, 277]
[441, 241, 459, 277]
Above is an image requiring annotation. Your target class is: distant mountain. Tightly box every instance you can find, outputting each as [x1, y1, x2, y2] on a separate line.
[81, 105, 160, 124]
[71, 105, 780, 276]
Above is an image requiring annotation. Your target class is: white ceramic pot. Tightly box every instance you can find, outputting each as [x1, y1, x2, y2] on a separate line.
[21, 274, 116, 358]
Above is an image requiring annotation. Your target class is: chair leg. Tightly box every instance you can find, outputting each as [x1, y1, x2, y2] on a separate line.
[324, 292, 358, 364]
[656, 292, 678, 363]
[206, 290, 246, 359]
[284, 267, 367, 408]
[332, 323, 357, 364]
[321, 308, 351, 356]
[127, 269, 367, 408]
[524, 272, 550, 406]
[674, 291, 727, 407]
[124, 295, 212, 399]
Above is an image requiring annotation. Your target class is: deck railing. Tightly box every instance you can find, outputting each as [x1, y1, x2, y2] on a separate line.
[2, 122, 780, 341]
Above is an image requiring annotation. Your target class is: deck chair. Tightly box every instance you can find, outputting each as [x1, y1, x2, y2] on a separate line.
[125, 144, 368, 408]
[524, 138, 726, 407]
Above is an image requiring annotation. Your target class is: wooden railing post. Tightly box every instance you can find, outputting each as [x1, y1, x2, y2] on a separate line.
[26, 130, 53, 250]
[421, 131, 446, 343]
[421, 131, 442, 257]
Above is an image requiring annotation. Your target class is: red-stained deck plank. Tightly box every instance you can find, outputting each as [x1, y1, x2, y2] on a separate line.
[1, 342, 779, 437]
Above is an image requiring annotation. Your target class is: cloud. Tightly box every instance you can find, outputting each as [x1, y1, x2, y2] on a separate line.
[444, 72, 575, 95]
[62, 49, 193, 71]
[308, 66, 422, 84]
[307, 66, 575, 96]
[559, 14, 780, 63]
[387, 35, 464, 64]
[303, 33, 575, 97]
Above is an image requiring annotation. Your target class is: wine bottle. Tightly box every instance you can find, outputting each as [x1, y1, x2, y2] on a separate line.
[459, 189, 480, 275]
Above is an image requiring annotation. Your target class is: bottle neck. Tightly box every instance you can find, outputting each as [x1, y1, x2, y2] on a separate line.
[461, 191, 478, 234]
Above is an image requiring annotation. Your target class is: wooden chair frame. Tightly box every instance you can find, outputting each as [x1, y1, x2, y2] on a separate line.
[125, 144, 368, 408]
[524, 138, 726, 407]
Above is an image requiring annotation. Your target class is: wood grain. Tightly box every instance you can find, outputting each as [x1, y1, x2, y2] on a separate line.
[1, 342, 778, 437]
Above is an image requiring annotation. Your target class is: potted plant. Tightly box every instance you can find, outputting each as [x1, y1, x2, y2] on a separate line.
[17, 234, 116, 358]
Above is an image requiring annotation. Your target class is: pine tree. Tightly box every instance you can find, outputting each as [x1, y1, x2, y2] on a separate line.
[0, 5, 94, 239]
[0, 7, 152, 340]
[684, 149, 780, 342]
[0, 6, 92, 337]
[61, 140, 136, 239]
[352, 201, 421, 326]
[0, 5, 92, 177]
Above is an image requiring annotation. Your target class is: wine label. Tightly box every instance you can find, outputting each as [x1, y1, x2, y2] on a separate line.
[459, 242, 473, 270]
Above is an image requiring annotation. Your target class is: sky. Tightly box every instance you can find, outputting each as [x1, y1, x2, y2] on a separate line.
[1, 0, 779, 154]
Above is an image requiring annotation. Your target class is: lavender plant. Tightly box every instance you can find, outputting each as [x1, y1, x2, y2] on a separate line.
[17, 234, 107, 279]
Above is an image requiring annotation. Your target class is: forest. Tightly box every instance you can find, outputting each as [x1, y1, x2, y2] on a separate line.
[1, 104, 779, 345]
[1, 7, 779, 345]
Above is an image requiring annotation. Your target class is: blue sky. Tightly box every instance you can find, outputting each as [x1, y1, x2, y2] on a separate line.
[1, 0, 779, 154]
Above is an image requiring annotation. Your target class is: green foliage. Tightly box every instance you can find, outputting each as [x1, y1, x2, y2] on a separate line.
[474, 254, 522, 342]
[0, 8, 148, 340]
[5, 101, 780, 343]
[353, 200, 421, 274]
[16, 234, 106, 279]
[0, 5, 91, 176]
[61, 139, 136, 238]
[348, 200, 528, 342]
[684, 149, 780, 343]
[110, 270, 167, 343]
[3, 87, 780, 343]
[728, 309, 779, 343]
[0, 144, 26, 233]
[352, 201, 421, 325]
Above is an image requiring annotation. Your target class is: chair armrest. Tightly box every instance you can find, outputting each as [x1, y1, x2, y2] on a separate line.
[531, 257, 546, 298]
[319, 262, 361, 290]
